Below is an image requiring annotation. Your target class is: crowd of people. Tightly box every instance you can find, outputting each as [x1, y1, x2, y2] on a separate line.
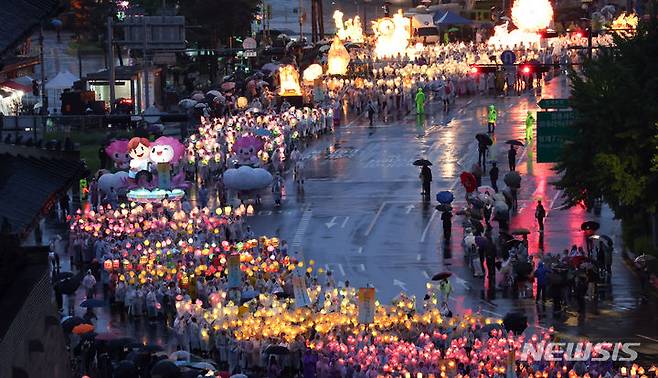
[51, 22, 655, 378]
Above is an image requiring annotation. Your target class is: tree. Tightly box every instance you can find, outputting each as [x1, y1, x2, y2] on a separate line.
[70, 0, 114, 43]
[178, 0, 259, 48]
[553, 16, 658, 251]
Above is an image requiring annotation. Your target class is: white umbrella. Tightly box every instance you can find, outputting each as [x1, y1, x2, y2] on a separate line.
[194, 102, 208, 108]
[206, 90, 221, 97]
[191, 93, 205, 101]
[212, 95, 225, 103]
[143, 105, 161, 124]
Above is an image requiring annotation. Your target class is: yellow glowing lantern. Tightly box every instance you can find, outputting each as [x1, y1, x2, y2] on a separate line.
[236, 97, 249, 109]
[303, 64, 323, 82]
[277, 65, 302, 96]
[224, 206, 232, 216]
[327, 37, 350, 76]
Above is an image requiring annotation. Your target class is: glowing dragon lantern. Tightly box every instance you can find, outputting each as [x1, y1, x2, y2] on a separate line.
[609, 12, 638, 37]
[303, 64, 324, 82]
[488, 0, 554, 48]
[372, 10, 411, 59]
[333, 10, 365, 42]
[278, 65, 302, 96]
[327, 37, 351, 76]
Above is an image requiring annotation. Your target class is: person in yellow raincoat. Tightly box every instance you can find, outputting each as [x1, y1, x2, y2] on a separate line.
[525, 111, 535, 142]
[415, 88, 426, 115]
[487, 105, 497, 133]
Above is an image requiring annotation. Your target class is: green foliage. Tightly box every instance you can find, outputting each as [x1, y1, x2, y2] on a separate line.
[553, 19, 658, 247]
[178, 0, 259, 47]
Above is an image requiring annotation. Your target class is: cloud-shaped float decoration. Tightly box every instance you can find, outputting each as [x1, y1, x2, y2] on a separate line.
[98, 171, 129, 195]
[223, 166, 272, 191]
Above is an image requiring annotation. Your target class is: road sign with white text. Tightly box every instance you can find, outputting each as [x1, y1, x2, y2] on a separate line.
[537, 110, 576, 163]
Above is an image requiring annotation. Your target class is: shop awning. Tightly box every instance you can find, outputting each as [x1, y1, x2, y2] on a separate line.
[0, 147, 84, 237]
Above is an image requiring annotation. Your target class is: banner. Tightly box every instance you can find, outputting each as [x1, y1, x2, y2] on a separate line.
[292, 267, 312, 308]
[358, 288, 376, 324]
[227, 254, 241, 288]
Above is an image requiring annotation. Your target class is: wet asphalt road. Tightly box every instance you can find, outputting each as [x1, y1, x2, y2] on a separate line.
[244, 76, 658, 361]
[51, 75, 658, 363]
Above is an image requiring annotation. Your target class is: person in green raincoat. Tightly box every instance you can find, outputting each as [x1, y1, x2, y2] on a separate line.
[415, 87, 426, 115]
[487, 105, 497, 133]
[525, 111, 535, 141]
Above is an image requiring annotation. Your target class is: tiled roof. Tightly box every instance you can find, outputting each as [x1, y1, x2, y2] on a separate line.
[0, 151, 83, 236]
[0, 0, 61, 56]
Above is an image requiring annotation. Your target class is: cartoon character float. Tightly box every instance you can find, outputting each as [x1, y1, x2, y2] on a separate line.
[98, 136, 188, 203]
[223, 136, 273, 192]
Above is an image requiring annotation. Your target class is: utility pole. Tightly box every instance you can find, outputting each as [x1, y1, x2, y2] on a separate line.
[39, 25, 47, 115]
[107, 17, 116, 111]
[299, 0, 303, 40]
[142, 17, 150, 111]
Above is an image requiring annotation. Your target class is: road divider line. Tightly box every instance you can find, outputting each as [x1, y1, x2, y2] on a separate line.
[481, 309, 504, 317]
[341, 216, 350, 228]
[357, 247, 363, 254]
[416, 253, 422, 261]
[422, 271, 429, 279]
[359, 264, 366, 272]
[420, 210, 439, 243]
[548, 189, 563, 211]
[365, 201, 387, 236]
[636, 334, 658, 343]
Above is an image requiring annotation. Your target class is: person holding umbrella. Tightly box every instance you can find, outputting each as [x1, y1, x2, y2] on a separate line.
[489, 162, 499, 192]
[415, 160, 433, 199]
[487, 105, 497, 133]
[535, 200, 546, 232]
[508, 144, 517, 171]
[441, 210, 452, 241]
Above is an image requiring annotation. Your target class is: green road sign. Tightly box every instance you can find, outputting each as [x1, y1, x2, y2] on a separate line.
[537, 110, 576, 163]
[537, 98, 570, 110]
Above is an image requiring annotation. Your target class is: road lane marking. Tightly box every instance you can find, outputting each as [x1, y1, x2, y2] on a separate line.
[359, 264, 366, 272]
[291, 208, 312, 251]
[636, 334, 658, 343]
[325, 216, 338, 229]
[365, 202, 387, 236]
[393, 279, 407, 291]
[422, 270, 430, 279]
[416, 253, 422, 261]
[548, 189, 563, 210]
[405, 204, 415, 214]
[357, 247, 363, 254]
[420, 210, 439, 243]
[481, 309, 504, 317]
[341, 216, 350, 228]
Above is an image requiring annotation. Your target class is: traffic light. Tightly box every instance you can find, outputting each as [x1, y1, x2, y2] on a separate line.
[540, 29, 558, 38]
[521, 64, 532, 75]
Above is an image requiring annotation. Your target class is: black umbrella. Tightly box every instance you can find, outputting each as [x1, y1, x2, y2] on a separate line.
[150, 360, 181, 378]
[264, 345, 289, 355]
[80, 298, 107, 308]
[413, 159, 432, 166]
[61, 316, 86, 333]
[511, 228, 530, 235]
[140, 344, 165, 353]
[274, 292, 292, 299]
[503, 312, 527, 335]
[581, 221, 600, 231]
[114, 360, 139, 378]
[476, 133, 493, 146]
[106, 337, 138, 351]
[55, 277, 81, 295]
[505, 139, 524, 147]
[432, 272, 452, 281]
[503, 171, 521, 188]
[53, 271, 75, 281]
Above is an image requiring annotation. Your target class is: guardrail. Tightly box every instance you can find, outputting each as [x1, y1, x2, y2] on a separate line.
[0, 113, 191, 140]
